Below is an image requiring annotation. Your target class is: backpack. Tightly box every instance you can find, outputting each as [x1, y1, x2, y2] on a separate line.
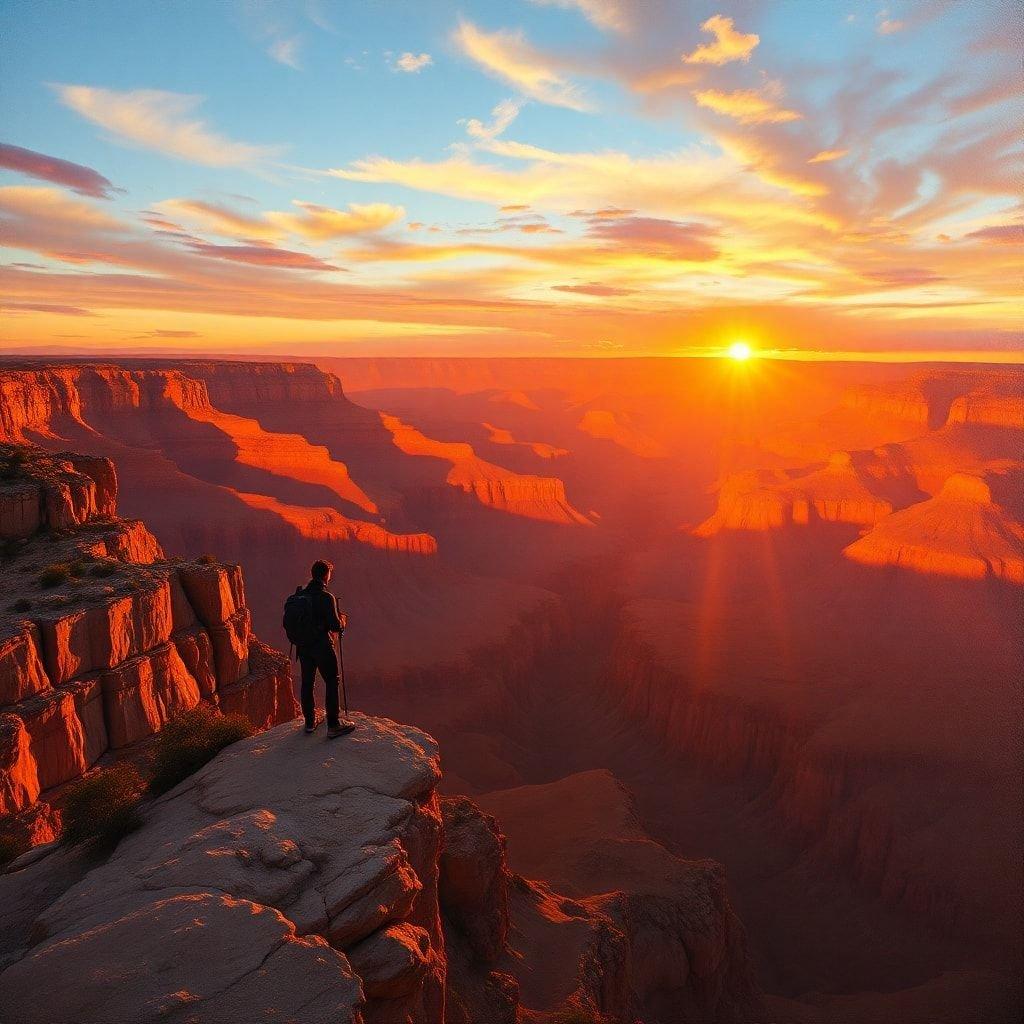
[283, 587, 320, 651]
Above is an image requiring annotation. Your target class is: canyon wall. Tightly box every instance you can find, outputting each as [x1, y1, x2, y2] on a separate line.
[0, 444, 297, 847]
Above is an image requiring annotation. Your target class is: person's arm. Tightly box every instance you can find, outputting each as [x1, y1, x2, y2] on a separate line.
[325, 592, 344, 633]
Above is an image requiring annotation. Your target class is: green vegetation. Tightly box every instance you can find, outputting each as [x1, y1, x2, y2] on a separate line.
[89, 559, 118, 578]
[9, 598, 32, 613]
[61, 764, 144, 851]
[148, 704, 254, 796]
[38, 562, 71, 588]
[197, 553, 218, 565]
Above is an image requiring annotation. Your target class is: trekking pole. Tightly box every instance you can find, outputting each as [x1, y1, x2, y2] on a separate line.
[336, 632, 352, 723]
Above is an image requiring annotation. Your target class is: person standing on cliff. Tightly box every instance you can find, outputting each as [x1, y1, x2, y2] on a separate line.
[283, 559, 355, 738]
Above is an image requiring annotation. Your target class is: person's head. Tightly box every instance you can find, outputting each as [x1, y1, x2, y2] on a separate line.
[311, 559, 333, 584]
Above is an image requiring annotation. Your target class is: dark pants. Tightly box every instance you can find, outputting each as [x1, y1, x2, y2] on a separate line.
[298, 638, 340, 728]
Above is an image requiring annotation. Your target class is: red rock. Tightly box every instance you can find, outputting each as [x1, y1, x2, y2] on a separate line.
[172, 626, 218, 700]
[99, 643, 201, 748]
[62, 675, 108, 767]
[844, 472, 1024, 582]
[209, 607, 251, 686]
[0, 712, 40, 815]
[217, 640, 297, 730]
[101, 520, 164, 563]
[0, 622, 51, 707]
[177, 561, 244, 626]
[15, 689, 87, 791]
[0, 485, 42, 539]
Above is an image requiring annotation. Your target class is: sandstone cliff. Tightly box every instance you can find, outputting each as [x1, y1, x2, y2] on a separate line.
[843, 471, 1024, 582]
[695, 451, 911, 536]
[381, 413, 592, 525]
[1, 444, 297, 847]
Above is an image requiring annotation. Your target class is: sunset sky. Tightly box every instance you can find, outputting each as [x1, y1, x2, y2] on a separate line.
[1, 0, 1021, 360]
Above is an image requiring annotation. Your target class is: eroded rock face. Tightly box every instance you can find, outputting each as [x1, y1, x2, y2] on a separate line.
[0, 444, 298, 837]
[0, 716, 444, 1024]
[843, 472, 1024, 582]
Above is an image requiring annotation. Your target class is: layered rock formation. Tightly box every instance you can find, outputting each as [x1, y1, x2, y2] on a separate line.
[0, 444, 296, 846]
[381, 413, 591, 525]
[844, 472, 1024, 582]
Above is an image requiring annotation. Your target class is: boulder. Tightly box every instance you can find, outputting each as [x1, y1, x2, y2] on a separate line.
[347, 922, 433, 999]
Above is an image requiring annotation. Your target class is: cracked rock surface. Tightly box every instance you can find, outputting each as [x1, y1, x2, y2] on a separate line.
[0, 714, 445, 1024]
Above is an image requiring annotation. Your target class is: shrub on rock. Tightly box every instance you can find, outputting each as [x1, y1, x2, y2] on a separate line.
[62, 763, 144, 850]
[149, 703, 254, 796]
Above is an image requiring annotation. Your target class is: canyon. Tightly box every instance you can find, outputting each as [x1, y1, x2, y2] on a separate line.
[1, 356, 1021, 1022]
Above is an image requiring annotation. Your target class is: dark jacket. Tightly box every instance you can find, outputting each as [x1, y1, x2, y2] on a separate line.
[302, 579, 344, 646]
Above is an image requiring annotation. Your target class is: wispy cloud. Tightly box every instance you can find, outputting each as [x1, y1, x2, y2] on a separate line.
[186, 240, 341, 271]
[268, 200, 404, 239]
[808, 149, 849, 164]
[693, 87, 802, 125]
[876, 10, 905, 35]
[454, 20, 591, 111]
[155, 197, 404, 241]
[269, 36, 302, 69]
[529, 0, 628, 33]
[52, 85, 282, 167]
[395, 52, 433, 73]
[683, 15, 759, 66]
[465, 98, 524, 141]
[0, 143, 119, 199]
[154, 198, 281, 240]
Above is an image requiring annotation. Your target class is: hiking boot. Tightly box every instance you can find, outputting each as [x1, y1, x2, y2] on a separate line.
[304, 715, 322, 734]
[327, 720, 356, 738]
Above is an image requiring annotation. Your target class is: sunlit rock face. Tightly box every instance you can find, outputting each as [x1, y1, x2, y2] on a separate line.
[0, 444, 297, 845]
[844, 471, 1024, 582]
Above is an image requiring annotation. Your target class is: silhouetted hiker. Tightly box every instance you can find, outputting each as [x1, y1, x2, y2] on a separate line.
[283, 559, 355, 737]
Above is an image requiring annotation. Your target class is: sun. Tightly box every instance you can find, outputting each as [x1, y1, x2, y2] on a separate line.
[727, 341, 754, 361]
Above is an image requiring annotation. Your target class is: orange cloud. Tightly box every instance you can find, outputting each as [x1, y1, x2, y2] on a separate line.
[154, 199, 281, 241]
[693, 88, 802, 124]
[0, 185, 125, 230]
[454, 20, 592, 111]
[808, 149, 849, 164]
[154, 197, 404, 242]
[683, 15, 759, 66]
[267, 201, 405, 239]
